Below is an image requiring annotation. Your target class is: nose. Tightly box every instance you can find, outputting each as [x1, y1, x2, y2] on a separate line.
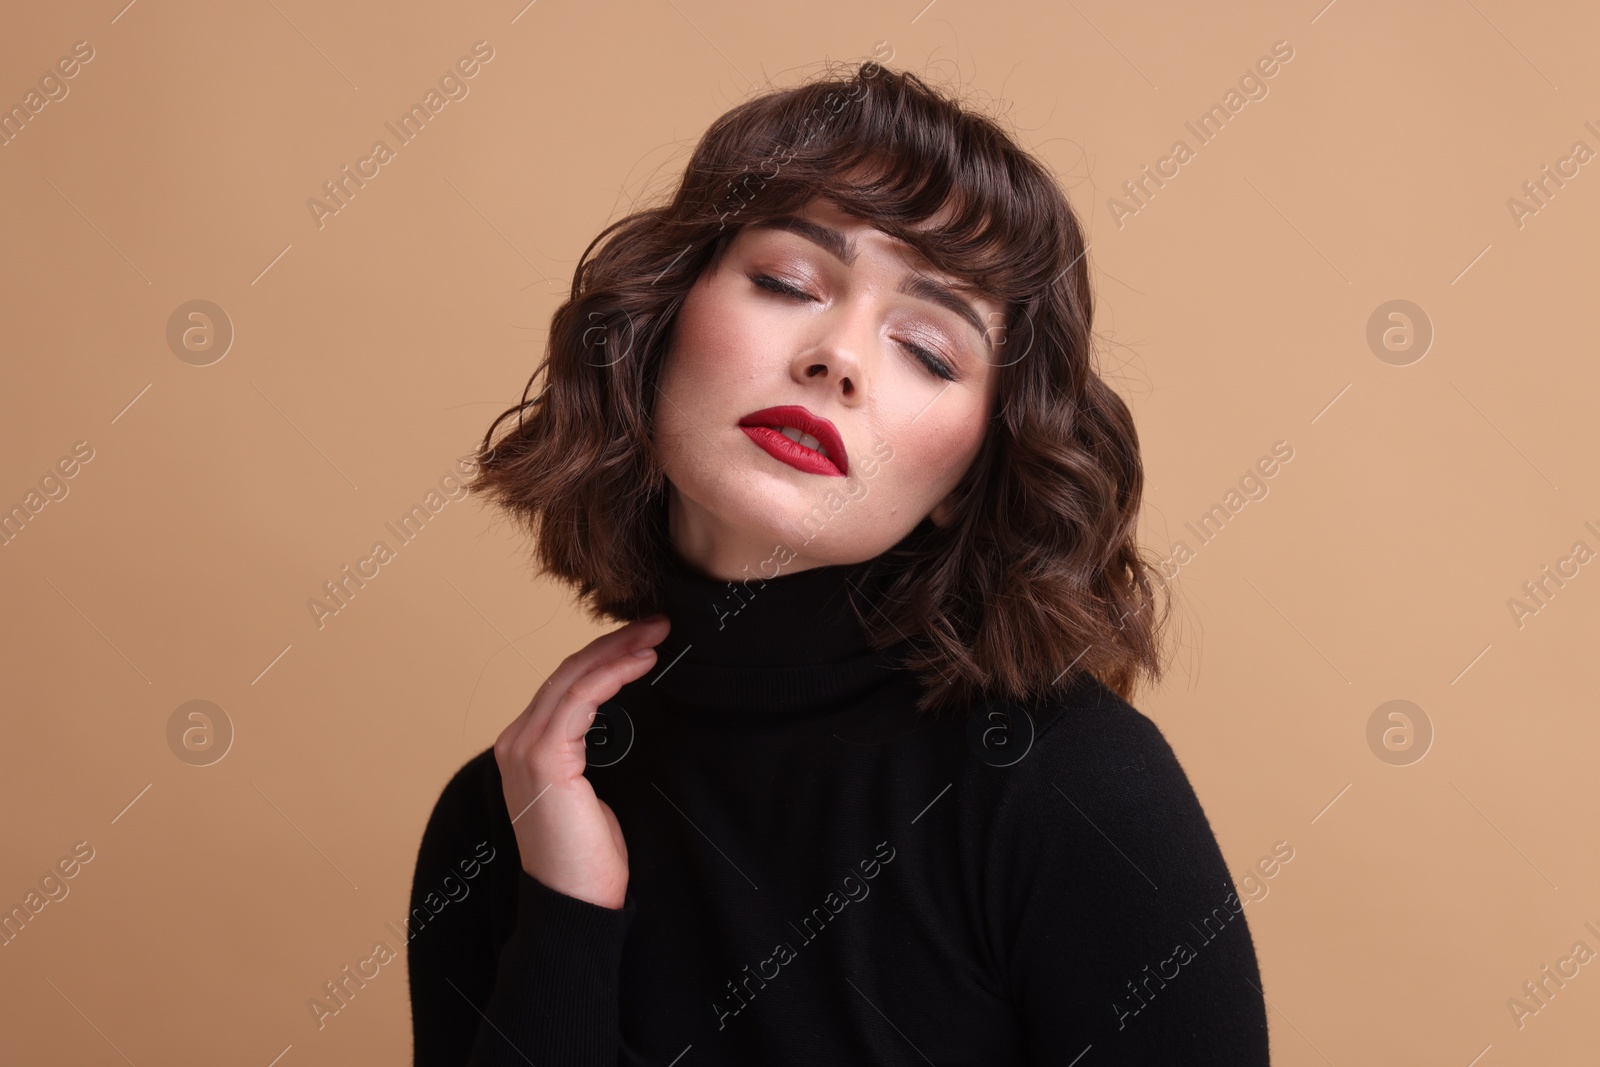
[793, 298, 874, 401]
[801, 360, 852, 397]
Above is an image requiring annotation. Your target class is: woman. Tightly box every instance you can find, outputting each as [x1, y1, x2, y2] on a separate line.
[408, 59, 1271, 1065]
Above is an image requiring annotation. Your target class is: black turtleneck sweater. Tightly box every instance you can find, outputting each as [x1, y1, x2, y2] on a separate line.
[407, 542, 1271, 1065]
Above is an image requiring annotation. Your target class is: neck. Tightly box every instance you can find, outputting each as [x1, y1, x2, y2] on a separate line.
[664, 484, 856, 581]
[644, 524, 933, 712]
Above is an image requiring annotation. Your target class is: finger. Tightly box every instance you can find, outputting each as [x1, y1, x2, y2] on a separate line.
[523, 619, 668, 738]
[545, 615, 669, 698]
[547, 647, 657, 752]
[497, 682, 553, 758]
[498, 615, 668, 750]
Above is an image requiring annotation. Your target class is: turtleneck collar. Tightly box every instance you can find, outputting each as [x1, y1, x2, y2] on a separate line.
[644, 527, 930, 713]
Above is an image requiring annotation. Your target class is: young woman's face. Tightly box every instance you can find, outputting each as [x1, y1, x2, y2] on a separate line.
[653, 197, 1004, 580]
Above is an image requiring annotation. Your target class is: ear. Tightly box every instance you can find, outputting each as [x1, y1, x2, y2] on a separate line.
[928, 494, 957, 528]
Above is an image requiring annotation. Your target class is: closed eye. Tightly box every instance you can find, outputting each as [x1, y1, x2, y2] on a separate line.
[748, 273, 959, 382]
[751, 273, 812, 300]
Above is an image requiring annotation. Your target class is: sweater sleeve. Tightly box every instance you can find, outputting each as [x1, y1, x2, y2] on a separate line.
[408, 749, 639, 1066]
[989, 692, 1271, 1064]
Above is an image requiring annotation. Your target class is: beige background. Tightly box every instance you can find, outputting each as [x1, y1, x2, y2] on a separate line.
[2, 0, 1597, 1063]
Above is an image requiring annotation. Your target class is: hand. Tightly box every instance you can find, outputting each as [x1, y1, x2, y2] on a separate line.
[494, 613, 670, 910]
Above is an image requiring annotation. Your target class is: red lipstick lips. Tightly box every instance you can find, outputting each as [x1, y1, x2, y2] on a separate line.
[737, 405, 849, 477]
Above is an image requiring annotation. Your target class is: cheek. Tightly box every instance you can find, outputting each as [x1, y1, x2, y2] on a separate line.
[863, 399, 987, 519]
[662, 284, 765, 398]
[653, 288, 762, 480]
[911, 402, 988, 483]
[655, 302, 718, 424]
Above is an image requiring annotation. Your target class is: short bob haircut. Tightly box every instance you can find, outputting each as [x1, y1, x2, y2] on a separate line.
[465, 58, 1172, 716]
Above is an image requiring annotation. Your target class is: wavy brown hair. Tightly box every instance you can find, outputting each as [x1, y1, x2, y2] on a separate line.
[465, 57, 1172, 716]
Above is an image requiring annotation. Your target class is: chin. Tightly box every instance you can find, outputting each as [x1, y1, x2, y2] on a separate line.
[673, 469, 898, 568]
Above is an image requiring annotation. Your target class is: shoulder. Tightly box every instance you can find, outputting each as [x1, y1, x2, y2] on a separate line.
[1000, 673, 1188, 795]
[984, 674, 1222, 866]
[1033, 672, 1167, 748]
[418, 745, 505, 846]
[978, 674, 1240, 941]
[436, 744, 501, 802]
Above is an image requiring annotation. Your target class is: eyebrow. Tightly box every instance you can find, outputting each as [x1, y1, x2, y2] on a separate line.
[746, 215, 994, 349]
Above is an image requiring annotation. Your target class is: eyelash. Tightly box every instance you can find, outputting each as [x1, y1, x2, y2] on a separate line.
[750, 273, 959, 382]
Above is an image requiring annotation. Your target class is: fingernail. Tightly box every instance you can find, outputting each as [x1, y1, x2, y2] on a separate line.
[632, 647, 656, 658]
